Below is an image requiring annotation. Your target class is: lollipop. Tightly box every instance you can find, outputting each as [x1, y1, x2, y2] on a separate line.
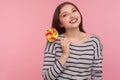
[45, 28, 59, 42]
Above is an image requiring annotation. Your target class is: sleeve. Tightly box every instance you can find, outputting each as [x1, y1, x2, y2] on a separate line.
[42, 41, 65, 80]
[91, 36, 103, 80]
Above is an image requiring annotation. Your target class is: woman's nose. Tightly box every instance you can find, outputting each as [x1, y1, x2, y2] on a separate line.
[70, 13, 75, 18]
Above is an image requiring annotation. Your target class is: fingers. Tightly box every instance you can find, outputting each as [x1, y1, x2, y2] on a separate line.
[60, 38, 71, 46]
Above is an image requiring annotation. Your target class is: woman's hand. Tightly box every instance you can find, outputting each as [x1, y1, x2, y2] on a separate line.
[59, 38, 71, 66]
[60, 38, 71, 55]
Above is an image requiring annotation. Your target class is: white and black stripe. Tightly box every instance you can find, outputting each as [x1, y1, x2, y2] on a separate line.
[42, 34, 103, 80]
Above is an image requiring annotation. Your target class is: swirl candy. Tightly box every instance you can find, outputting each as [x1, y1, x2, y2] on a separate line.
[45, 28, 59, 42]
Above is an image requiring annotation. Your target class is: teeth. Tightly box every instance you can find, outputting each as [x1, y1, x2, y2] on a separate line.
[70, 18, 78, 23]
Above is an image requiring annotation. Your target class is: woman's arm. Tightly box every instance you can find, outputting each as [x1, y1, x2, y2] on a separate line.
[91, 36, 103, 80]
[42, 42, 64, 80]
[42, 38, 71, 80]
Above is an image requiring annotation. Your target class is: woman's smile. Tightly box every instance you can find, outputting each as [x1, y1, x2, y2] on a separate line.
[69, 17, 78, 24]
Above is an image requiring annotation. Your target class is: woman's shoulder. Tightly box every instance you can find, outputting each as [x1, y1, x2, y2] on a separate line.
[57, 34, 64, 40]
[81, 33, 101, 43]
[88, 34, 102, 44]
[90, 34, 101, 40]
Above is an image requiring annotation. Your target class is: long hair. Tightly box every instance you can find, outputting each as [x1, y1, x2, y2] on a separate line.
[52, 2, 86, 34]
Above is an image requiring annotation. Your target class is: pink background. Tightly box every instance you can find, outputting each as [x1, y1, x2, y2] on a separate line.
[0, 0, 120, 80]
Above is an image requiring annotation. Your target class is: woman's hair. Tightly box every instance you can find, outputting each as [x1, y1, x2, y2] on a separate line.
[52, 2, 86, 34]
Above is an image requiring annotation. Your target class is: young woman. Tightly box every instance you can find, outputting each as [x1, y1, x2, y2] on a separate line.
[42, 2, 103, 80]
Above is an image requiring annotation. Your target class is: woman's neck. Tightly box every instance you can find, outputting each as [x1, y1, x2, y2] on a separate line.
[64, 28, 83, 38]
[63, 28, 89, 44]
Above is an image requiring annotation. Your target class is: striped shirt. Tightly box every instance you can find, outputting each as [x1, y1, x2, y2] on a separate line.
[42, 34, 103, 80]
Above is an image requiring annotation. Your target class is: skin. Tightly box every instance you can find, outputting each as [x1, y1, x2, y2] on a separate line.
[59, 4, 92, 66]
[59, 4, 81, 29]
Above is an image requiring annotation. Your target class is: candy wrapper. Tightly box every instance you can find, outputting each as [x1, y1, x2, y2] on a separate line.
[45, 28, 59, 42]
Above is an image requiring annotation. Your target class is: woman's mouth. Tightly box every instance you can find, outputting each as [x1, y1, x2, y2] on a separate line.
[69, 18, 78, 24]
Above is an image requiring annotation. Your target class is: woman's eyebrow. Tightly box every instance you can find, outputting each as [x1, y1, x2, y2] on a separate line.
[61, 7, 75, 14]
[61, 12, 67, 15]
[71, 7, 76, 10]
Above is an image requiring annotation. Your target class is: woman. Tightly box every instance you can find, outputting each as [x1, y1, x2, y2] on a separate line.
[42, 2, 103, 80]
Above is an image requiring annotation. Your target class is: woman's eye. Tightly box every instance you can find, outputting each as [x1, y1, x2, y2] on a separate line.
[73, 9, 77, 12]
[62, 14, 67, 17]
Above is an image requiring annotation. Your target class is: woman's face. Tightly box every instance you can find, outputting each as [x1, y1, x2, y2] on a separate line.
[59, 4, 81, 29]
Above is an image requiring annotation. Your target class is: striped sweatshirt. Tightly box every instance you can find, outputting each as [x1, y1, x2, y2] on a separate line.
[42, 34, 103, 80]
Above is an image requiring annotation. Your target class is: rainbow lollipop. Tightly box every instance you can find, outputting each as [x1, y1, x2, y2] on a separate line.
[45, 28, 59, 42]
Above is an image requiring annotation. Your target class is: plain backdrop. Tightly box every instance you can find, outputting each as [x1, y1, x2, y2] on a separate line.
[0, 0, 120, 80]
